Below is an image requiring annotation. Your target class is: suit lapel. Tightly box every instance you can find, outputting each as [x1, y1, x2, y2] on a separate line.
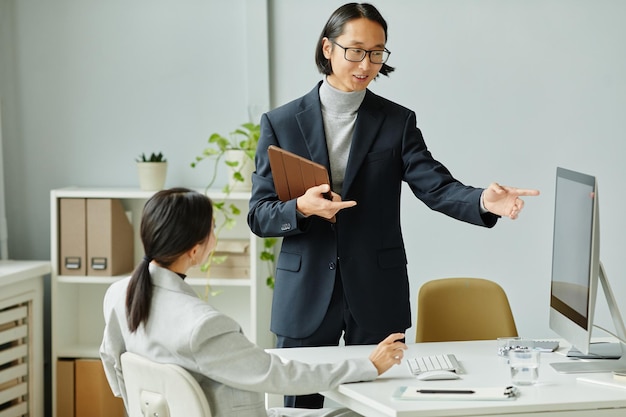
[342, 91, 385, 196]
[295, 84, 331, 170]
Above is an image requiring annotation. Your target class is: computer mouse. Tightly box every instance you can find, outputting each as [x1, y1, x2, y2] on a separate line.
[416, 370, 462, 381]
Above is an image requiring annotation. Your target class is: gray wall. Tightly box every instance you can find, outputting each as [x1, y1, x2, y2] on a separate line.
[2, 0, 625, 343]
[1, 0, 269, 256]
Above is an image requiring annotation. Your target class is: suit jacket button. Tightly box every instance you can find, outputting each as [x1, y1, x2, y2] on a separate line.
[328, 262, 336, 270]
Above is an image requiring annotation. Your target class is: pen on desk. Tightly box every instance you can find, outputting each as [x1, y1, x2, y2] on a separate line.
[416, 389, 475, 394]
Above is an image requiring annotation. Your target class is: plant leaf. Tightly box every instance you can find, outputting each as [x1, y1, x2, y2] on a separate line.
[211, 255, 228, 265]
[229, 204, 241, 216]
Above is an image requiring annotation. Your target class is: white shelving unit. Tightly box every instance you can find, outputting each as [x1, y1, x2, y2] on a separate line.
[49, 187, 274, 417]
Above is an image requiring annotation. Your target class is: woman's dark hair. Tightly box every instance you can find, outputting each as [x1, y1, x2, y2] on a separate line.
[315, 3, 395, 77]
[126, 187, 214, 332]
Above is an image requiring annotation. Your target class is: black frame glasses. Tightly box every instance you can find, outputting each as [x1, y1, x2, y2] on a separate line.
[331, 41, 391, 64]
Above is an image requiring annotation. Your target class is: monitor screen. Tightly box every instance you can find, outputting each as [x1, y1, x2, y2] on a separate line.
[550, 168, 596, 339]
[549, 167, 626, 373]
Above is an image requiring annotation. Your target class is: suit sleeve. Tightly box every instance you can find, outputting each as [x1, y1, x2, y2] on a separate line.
[188, 311, 378, 395]
[401, 111, 499, 227]
[247, 113, 313, 237]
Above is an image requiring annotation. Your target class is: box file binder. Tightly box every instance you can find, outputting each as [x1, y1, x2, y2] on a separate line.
[86, 198, 134, 276]
[58, 198, 134, 277]
[75, 359, 125, 417]
[56, 359, 75, 417]
[59, 199, 87, 275]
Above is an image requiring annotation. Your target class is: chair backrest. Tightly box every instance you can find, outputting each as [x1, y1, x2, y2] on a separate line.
[415, 277, 518, 343]
[121, 352, 212, 417]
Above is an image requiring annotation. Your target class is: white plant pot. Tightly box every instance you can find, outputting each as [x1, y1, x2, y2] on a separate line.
[137, 162, 168, 191]
[225, 150, 254, 191]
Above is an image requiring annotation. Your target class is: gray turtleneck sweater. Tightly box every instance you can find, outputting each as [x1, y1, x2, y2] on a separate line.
[319, 78, 366, 195]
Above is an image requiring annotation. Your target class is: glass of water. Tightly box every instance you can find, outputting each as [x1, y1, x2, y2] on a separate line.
[509, 348, 540, 385]
[497, 336, 522, 356]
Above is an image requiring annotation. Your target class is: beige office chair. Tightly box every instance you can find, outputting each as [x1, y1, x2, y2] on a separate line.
[415, 277, 518, 342]
[121, 352, 212, 417]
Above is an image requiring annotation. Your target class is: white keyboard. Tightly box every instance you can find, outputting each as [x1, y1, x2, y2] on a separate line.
[407, 353, 463, 375]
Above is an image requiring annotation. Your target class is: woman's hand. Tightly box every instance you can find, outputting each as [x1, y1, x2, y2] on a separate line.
[369, 333, 408, 375]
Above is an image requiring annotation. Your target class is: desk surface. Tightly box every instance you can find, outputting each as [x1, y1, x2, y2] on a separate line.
[0, 260, 51, 287]
[269, 340, 626, 417]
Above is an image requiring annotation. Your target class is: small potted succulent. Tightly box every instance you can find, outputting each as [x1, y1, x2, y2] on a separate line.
[136, 152, 167, 191]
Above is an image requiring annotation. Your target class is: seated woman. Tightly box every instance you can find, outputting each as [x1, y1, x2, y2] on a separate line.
[100, 187, 406, 417]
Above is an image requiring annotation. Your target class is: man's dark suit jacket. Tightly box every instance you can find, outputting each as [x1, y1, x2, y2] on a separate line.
[248, 81, 498, 339]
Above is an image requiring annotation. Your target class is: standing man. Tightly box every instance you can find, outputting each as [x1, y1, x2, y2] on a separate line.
[248, 2, 539, 409]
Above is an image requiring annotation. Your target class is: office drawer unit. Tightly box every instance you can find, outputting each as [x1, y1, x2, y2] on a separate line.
[0, 260, 49, 417]
[49, 187, 274, 417]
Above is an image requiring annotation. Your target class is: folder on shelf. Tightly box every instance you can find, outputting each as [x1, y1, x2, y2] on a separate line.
[86, 198, 134, 276]
[75, 359, 125, 417]
[267, 145, 331, 201]
[56, 359, 75, 417]
[59, 198, 87, 275]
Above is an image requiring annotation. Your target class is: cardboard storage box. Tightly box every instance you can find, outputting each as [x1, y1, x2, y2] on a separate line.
[57, 358, 125, 417]
[187, 239, 250, 279]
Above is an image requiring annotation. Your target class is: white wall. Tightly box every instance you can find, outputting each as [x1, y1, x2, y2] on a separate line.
[0, 0, 14, 260]
[2, 0, 625, 341]
[269, 0, 626, 341]
[0, 106, 7, 260]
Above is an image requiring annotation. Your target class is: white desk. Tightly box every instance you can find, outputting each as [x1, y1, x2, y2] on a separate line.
[269, 340, 626, 417]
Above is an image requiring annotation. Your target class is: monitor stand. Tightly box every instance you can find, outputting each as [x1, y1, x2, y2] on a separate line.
[567, 342, 623, 359]
[551, 345, 626, 373]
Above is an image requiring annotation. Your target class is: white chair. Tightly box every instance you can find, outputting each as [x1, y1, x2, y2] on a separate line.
[121, 352, 212, 417]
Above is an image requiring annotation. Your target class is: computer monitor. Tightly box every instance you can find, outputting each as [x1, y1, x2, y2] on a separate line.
[549, 167, 626, 373]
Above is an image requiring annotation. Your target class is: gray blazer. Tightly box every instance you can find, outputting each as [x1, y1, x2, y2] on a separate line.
[100, 264, 377, 417]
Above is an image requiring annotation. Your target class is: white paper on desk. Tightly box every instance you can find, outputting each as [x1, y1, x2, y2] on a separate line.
[577, 374, 626, 390]
[393, 386, 518, 401]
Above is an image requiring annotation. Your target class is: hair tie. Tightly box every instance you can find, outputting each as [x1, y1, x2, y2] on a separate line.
[143, 255, 153, 263]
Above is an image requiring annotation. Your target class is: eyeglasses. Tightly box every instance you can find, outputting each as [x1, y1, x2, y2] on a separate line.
[331, 41, 391, 64]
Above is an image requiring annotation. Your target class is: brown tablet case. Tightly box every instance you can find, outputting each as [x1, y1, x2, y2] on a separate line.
[267, 145, 331, 201]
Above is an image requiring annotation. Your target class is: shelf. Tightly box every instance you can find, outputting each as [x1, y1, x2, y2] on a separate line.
[57, 275, 126, 284]
[56, 344, 101, 360]
[57, 275, 253, 286]
[50, 186, 274, 417]
[49, 186, 275, 417]
[51, 186, 252, 201]
[0, 260, 51, 287]
[186, 277, 251, 287]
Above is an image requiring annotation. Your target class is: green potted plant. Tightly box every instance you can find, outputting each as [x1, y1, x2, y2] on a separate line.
[191, 122, 278, 290]
[191, 122, 260, 193]
[136, 152, 167, 191]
